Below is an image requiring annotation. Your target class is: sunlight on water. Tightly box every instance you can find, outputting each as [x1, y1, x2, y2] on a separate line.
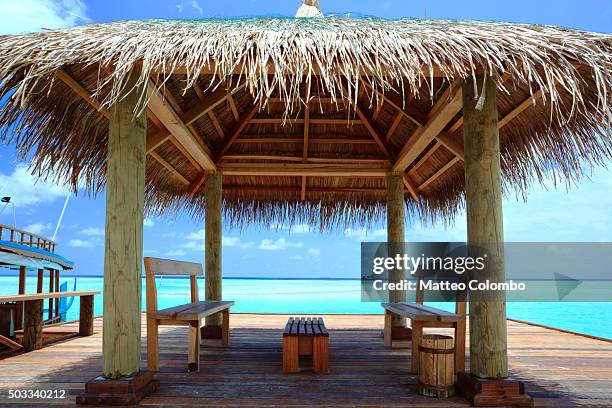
[1, 276, 610, 339]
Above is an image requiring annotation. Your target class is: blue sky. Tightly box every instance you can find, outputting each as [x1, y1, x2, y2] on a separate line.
[0, 0, 610, 278]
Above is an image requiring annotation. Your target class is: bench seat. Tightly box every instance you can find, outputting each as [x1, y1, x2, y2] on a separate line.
[382, 302, 463, 323]
[150, 301, 234, 321]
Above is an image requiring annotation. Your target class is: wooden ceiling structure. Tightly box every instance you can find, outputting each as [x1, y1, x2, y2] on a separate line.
[54, 66, 541, 209]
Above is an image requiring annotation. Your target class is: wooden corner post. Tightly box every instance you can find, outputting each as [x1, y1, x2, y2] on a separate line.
[462, 76, 508, 379]
[386, 173, 406, 328]
[102, 69, 147, 380]
[205, 172, 223, 329]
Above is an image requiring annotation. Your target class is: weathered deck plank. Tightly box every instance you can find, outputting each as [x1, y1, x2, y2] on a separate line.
[0, 314, 611, 406]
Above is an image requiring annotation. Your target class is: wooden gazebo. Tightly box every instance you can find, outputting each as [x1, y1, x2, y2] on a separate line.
[0, 16, 610, 405]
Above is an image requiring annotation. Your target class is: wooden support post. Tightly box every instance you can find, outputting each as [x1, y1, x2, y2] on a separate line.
[23, 299, 43, 351]
[54, 270, 60, 319]
[48, 269, 54, 320]
[16, 265, 26, 330]
[79, 295, 94, 336]
[205, 172, 223, 328]
[386, 173, 405, 328]
[102, 69, 146, 379]
[462, 75, 508, 379]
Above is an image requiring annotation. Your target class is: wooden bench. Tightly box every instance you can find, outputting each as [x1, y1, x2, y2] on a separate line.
[0, 291, 99, 352]
[383, 302, 466, 374]
[282, 317, 329, 373]
[144, 257, 234, 373]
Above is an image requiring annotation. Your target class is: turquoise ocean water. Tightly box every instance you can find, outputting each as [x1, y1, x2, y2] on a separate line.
[2, 276, 611, 339]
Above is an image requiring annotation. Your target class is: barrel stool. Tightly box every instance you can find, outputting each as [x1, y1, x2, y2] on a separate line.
[418, 334, 455, 398]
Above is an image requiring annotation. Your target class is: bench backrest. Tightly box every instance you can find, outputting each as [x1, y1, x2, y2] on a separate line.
[143, 257, 203, 314]
[414, 272, 467, 318]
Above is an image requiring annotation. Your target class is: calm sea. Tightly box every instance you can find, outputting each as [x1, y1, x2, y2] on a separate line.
[2, 275, 611, 339]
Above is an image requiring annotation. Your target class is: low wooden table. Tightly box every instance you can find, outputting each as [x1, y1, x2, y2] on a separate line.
[0, 291, 99, 352]
[282, 317, 329, 373]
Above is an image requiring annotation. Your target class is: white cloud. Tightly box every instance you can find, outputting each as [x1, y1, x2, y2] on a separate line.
[0, 0, 90, 35]
[223, 237, 255, 249]
[344, 228, 387, 241]
[0, 164, 69, 209]
[307, 248, 321, 256]
[181, 241, 202, 250]
[80, 227, 104, 237]
[144, 219, 155, 227]
[68, 238, 97, 248]
[258, 238, 303, 251]
[23, 223, 52, 235]
[191, 0, 203, 15]
[175, 0, 203, 15]
[186, 229, 205, 241]
[164, 249, 186, 257]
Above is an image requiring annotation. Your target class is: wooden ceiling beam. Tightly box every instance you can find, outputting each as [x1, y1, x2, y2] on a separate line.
[55, 69, 109, 119]
[149, 152, 190, 186]
[221, 155, 388, 164]
[352, 98, 420, 201]
[224, 185, 393, 194]
[56, 69, 191, 186]
[146, 129, 171, 153]
[147, 80, 216, 171]
[361, 82, 425, 127]
[385, 112, 403, 141]
[218, 163, 390, 177]
[301, 106, 310, 201]
[498, 88, 545, 128]
[214, 102, 261, 162]
[417, 157, 461, 191]
[236, 137, 378, 145]
[181, 85, 243, 126]
[393, 80, 463, 172]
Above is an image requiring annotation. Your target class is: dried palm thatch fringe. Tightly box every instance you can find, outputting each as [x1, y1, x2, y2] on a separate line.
[0, 17, 611, 229]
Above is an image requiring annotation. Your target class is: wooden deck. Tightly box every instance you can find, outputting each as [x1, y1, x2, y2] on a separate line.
[1, 314, 612, 407]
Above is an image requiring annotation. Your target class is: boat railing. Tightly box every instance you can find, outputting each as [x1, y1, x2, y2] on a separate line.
[0, 223, 56, 253]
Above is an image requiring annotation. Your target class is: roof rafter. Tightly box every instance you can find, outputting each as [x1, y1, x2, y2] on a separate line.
[393, 80, 463, 172]
[301, 105, 310, 201]
[55, 69, 192, 186]
[353, 100, 420, 201]
[147, 80, 216, 171]
[215, 102, 261, 162]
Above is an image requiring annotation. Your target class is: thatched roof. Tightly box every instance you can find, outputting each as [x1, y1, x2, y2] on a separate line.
[0, 18, 610, 229]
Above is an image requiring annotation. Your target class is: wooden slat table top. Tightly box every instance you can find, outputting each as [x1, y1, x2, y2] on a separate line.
[283, 316, 329, 337]
[149, 300, 234, 321]
[382, 302, 462, 322]
[0, 291, 99, 302]
[1, 314, 612, 407]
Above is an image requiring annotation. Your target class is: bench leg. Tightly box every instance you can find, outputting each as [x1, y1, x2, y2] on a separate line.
[384, 309, 393, 347]
[188, 321, 200, 372]
[147, 317, 159, 372]
[282, 335, 299, 373]
[411, 321, 423, 374]
[454, 319, 466, 373]
[221, 309, 230, 346]
[313, 336, 329, 373]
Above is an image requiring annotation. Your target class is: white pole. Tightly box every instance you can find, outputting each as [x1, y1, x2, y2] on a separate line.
[52, 194, 70, 242]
